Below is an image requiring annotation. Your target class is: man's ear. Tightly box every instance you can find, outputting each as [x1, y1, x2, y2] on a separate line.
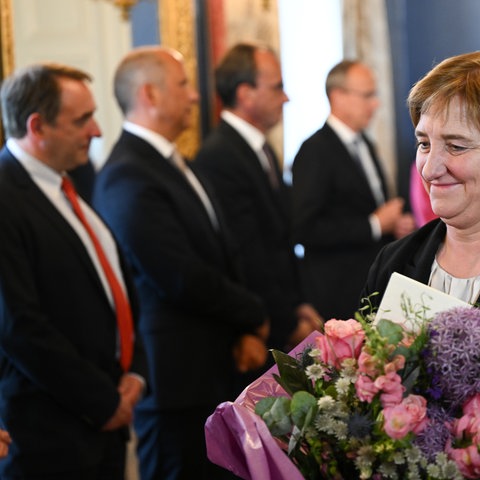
[236, 82, 255, 107]
[140, 83, 160, 106]
[26, 112, 44, 138]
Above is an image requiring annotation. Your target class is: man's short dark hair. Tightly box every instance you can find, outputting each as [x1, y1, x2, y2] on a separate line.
[215, 43, 261, 108]
[1, 63, 91, 139]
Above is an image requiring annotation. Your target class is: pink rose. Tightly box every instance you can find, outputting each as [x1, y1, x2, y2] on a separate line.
[315, 319, 365, 368]
[374, 372, 405, 408]
[383, 395, 428, 440]
[452, 411, 480, 446]
[383, 404, 412, 439]
[402, 394, 428, 434]
[355, 374, 379, 403]
[463, 394, 480, 416]
[447, 443, 480, 479]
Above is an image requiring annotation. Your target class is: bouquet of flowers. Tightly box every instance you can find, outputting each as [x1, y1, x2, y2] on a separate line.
[253, 297, 480, 479]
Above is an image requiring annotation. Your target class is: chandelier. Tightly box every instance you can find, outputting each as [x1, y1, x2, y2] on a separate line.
[100, 0, 138, 20]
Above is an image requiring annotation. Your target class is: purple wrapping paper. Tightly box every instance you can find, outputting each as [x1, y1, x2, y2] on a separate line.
[205, 331, 322, 480]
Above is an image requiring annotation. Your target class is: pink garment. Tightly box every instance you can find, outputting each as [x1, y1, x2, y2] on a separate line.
[410, 163, 437, 227]
[205, 333, 321, 480]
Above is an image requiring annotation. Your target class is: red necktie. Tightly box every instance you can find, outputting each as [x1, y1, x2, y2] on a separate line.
[61, 176, 134, 372]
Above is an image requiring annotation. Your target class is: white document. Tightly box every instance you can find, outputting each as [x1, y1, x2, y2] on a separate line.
[374, 272, 472, 331]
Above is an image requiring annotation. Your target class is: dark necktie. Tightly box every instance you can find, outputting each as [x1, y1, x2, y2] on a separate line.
[61, 176, 134, 372]
[350, 137, 365, 172]
[351, 137, 385, 205]
[262, 142, 280, 190]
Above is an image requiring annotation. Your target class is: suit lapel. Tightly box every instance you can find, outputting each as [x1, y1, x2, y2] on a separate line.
[404, 220, 446, 283]
[120, 132, 225, 239]
[361, 132, 389, 200]
[1, 151, 112, 299]
[324, 124, 381, 205]
[219, 121, 290, 221]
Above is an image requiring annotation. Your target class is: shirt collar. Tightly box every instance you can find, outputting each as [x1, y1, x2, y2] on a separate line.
[327, 114, 359, 145]
[221, 110, 266, 152]
[123, 121, 176, 159]
[6, 138, 63, 190]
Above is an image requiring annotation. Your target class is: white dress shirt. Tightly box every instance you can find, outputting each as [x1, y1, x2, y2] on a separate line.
[327, 115, 384, 240]
[221, 110, 275, 176]
[7, 138, 127, 309]
[123, 122, 219, 230]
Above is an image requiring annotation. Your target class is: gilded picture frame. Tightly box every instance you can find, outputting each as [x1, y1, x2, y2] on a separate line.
[0, 0, 14, 145]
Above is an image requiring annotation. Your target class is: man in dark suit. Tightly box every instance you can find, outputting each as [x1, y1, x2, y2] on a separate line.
[194, 43, 322, 354]
[292, 60, 415, 320]
[93, 46, 269, 480]
[0, 63, 147, 478]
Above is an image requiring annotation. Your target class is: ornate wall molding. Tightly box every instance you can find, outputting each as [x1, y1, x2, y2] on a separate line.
[0, 0, 13, 144]
[159, 0, 200, 159]
[0, 0, 14, 77]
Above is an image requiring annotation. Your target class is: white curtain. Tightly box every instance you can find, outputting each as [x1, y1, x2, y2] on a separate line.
[343, 0, 397, 196]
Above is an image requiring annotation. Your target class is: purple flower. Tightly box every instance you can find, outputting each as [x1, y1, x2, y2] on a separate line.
[414, 403, 453, 462]
[425, 307, 480, 409]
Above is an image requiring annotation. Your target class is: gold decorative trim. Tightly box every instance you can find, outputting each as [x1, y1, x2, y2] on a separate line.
[0, 0, 13, 144]
[94, 0, 138, 21]
[159, 0, 200, 159]
[0, 0, 14, 77]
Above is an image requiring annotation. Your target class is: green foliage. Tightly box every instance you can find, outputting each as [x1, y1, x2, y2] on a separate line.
[376, 318, 405, 344]
[291, 391, 318, 431]
[271, 349, 313, 396]
[255, 396, 292, 437]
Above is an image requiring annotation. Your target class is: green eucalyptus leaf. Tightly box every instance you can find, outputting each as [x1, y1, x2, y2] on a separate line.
[291, 391, 318, 430]
[255, 396, 292, 436]
[393, 344, 411, 361]
[376, 319, 404, 344]
[401, 365, 420, 394]
[287, 425, 303, 455]
[272, 350, 313, 395]
[255, 397, 277, 417]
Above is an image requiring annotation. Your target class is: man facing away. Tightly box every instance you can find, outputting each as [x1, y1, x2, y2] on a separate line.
[0, 63, 147, 479]
[194, 42, 322, 355]
[292, 59, 415, 320]
[93, 46, 269, 480]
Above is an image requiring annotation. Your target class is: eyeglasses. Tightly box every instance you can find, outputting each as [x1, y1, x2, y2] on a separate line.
[341, 88, 378, 100]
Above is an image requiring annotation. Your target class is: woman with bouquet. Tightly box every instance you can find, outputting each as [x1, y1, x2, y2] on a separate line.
[363, 51, 480, 309]
[207, 52, 480, 480]
[360, 50, 480, 478]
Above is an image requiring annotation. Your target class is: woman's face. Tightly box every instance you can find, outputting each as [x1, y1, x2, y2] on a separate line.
[415, 96, 480, 230]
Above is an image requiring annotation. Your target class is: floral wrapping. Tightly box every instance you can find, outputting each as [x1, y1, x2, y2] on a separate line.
[204, 334, 317, 479]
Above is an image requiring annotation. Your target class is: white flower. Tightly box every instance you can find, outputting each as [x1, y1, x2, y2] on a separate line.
[317, 395, 335, 410]
[425, 465, 440, 478]
[308, 348, 321, 358]
[405, 446, 421, 463]
[305, 363, 327, 381]
[393, 451, 405, 465]
[335, 376, 351, 395]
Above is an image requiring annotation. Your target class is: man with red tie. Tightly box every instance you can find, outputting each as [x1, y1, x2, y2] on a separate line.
[0, 63, 147, 479]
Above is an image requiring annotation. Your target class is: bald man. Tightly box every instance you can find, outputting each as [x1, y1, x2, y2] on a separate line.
[93, 46, 269, 480]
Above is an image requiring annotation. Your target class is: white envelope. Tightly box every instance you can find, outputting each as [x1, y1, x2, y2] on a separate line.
[374, 272, 472, 331]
